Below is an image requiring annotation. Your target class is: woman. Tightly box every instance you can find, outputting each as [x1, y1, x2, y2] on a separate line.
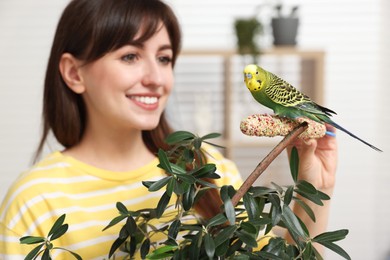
[0, 0, 338, 258]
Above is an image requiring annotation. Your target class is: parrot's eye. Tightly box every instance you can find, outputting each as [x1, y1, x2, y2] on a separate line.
[245, 73, 252, 79]
[256, 71, 259, 74]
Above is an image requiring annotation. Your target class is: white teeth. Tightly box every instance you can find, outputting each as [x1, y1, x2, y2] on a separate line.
[131, 96, 158, 105]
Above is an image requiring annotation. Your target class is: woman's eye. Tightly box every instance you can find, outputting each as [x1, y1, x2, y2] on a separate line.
[121, 54, 137, 63]
[158, 56, 172, 65]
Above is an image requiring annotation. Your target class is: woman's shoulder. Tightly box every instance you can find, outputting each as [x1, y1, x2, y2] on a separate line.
[14, 151, 72, 183]
[0, 152, 67, 221]
[1, 151, 80, 206]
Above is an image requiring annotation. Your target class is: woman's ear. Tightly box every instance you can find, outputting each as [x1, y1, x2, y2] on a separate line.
[59, 53, 85, 94]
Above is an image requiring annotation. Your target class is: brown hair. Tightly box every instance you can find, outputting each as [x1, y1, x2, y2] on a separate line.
[36, 0, 181, 157]
[35, 0, 221, 219]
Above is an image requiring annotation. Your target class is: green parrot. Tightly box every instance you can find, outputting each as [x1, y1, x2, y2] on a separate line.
[243, 64, 382, 152]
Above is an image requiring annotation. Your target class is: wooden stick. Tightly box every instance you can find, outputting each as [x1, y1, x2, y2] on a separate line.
[231, 122, 308, 207]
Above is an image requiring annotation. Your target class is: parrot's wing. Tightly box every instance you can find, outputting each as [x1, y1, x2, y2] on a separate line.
[265, 75, 336, 116]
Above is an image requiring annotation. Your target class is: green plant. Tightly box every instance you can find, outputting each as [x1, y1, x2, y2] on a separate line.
[21, 127, 350, 259]
[234, 18, 263, 63]
[20, 214, 82, 260]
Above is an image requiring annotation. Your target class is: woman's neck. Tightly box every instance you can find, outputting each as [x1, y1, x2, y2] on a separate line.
[63, 126, 156, 172]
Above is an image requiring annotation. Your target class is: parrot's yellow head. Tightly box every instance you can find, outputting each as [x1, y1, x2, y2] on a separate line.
[243, 64, 268, 92]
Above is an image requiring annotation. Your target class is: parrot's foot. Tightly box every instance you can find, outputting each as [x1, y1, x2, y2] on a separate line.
[240, 114, 326, 139]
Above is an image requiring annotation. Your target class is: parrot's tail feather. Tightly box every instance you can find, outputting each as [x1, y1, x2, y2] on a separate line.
[317, 104, 337, 116]
[327, 120, 382, 152]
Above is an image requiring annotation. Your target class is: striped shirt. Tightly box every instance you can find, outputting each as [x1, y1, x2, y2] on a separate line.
[0, 145, 243, 259]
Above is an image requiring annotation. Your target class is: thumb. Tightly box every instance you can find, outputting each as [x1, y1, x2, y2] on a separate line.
[299, 139, 318, 158]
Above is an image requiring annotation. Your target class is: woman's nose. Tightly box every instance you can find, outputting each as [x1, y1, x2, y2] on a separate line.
[141, 60, 163, 88]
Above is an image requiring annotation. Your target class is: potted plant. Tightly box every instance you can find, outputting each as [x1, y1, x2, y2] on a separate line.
[20, 124, 351, 259]
[234, 17, 263, 63]
[271, 4, 300, 46]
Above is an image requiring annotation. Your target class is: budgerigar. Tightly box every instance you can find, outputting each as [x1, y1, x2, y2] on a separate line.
[243, 64, 382, 152]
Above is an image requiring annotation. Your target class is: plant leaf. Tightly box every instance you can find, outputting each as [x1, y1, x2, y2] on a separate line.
[281, 204, 307, 244]
[317, 190, 331, 200]
[189, 232, 202, 260]
[116, 202, 129, 215]
[226, 239, 243, 257]
[108, 237, 127, 258]
[294, 190, 324, 206]
[201, 132, 221, 140]
[148, 176, 172, 192]
[47, 214, 66, 237]
[173, 179, 190, 195]
[214, 225, 237, 247]
[270, 182, 284, 194]
[293, 197, 316, 222]
[289, 146, 299, 182]
[204, 233, 216, 259]
[176, 173, 196, 184]
[170, 164, 187, 175]
[250, 217, 272, 227]
[193, 137, 202, 149]
[302, 242, 313, 259]
[165, 131, 195, 144]
[50, 224, 68, 241]
[223, 198, 236, 225]
[255, 251, 282, 260]
[142, 181, 155, 189]
[42, 248, 51, 260]
[168, 219, 181, 239]
[157, 149, 173, 173]
[207, 213, 227, 228]
[316, 241, 351, 260]
[191, 164, 217, 179]
[240, 222, 257, 235]
[284, 186, 294, 206]
[182, 185, 195, 211]
[183, 148, 194, 163]
[313, 229, 349, 243]
[102, 214, 127, 231]
[235, 230, 258, 248]
[243, 193, 260, 221]
[268, 194, 282, 226]
[156, 191, 171, 218]
[24, 243, 44, 260]
[296, 180, 317, 195]
[261, 237, 286, 254]
[251, 186, 276, 197]
[215, 239, 229, 256]
[140, 239, 151, 259]
[125, 216, 137, 235]
[20, 236, 45, 245]
[196, 179, 219, 189]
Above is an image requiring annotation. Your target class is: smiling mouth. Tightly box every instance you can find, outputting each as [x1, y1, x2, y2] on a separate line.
[128, 96, 159, 105]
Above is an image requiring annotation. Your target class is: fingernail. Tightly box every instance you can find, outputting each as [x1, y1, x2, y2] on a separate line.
[325, 131, 336, 137]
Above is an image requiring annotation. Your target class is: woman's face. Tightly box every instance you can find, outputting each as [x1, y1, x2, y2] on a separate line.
[78, 25, 174, 132]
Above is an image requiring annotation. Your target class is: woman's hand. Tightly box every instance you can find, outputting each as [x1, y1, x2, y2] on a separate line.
[287, 125, 338, 193]
[286, 125, 338, 251]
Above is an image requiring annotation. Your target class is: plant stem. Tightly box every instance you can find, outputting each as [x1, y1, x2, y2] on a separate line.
[231, 122, 308, 207]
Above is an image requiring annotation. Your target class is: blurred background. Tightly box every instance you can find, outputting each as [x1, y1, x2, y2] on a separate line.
[0, 0, 389, 259]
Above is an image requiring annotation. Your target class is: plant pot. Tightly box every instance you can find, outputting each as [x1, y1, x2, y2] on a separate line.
[271, 17, 299, 46]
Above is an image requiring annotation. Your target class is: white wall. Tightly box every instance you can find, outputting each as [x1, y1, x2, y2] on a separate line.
[0, 0, 389, 259]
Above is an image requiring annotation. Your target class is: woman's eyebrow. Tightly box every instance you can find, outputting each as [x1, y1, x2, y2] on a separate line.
[158, 44, 173, 52]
